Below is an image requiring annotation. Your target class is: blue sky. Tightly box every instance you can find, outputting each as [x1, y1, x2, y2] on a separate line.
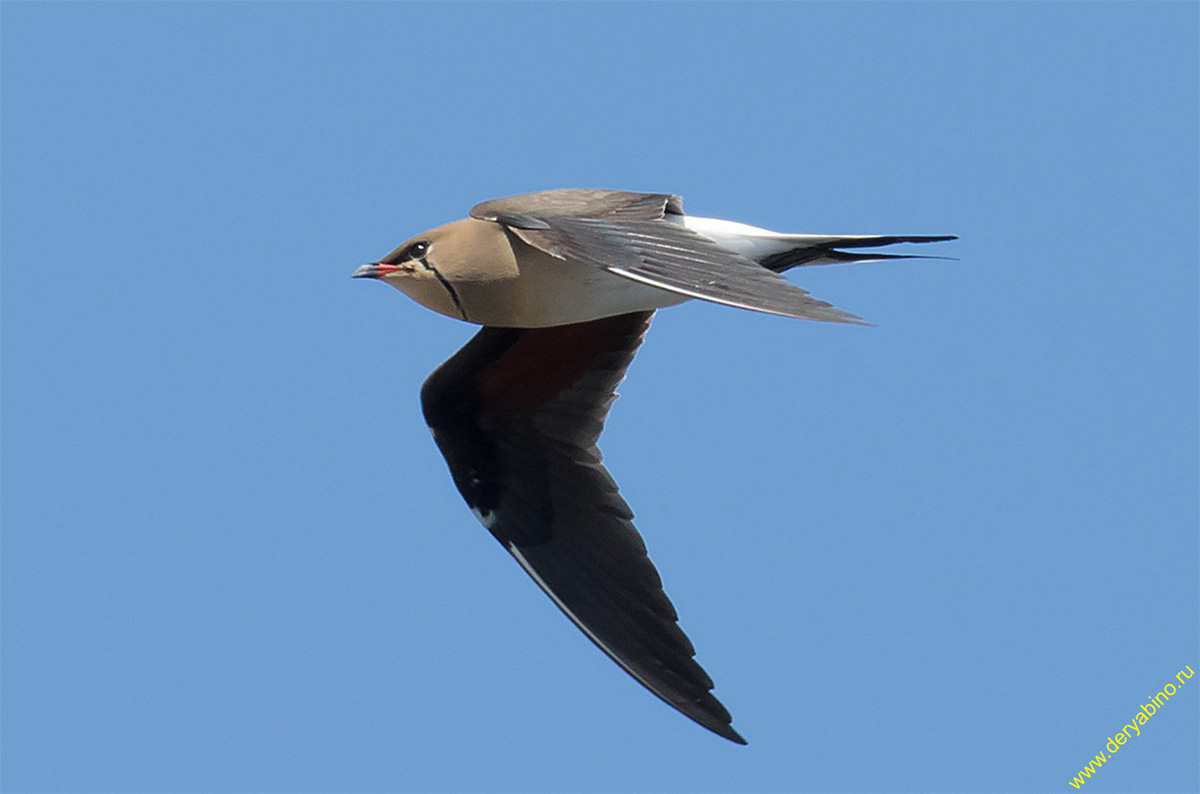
[2, 3, 1197, 792]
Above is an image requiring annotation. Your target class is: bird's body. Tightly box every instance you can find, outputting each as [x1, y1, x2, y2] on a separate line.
[373, 217, 689, 327]
[354, 189, 954, 744]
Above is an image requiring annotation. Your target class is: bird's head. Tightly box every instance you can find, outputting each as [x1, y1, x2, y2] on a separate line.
[353, 218, 519, 322]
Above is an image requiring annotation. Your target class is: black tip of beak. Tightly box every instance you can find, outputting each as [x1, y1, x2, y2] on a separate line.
[352, 262, 380, 279]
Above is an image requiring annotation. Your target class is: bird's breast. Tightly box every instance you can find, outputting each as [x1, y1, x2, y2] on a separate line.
[453, 244, 688, 328]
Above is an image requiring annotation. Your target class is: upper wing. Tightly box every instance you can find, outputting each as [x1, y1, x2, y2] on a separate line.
[420, 310, 746, 744]
[470, 188, 685, 225]
[470, 189, 865, 325]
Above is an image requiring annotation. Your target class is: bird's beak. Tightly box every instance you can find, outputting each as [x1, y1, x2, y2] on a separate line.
[352, 261, 403, 279]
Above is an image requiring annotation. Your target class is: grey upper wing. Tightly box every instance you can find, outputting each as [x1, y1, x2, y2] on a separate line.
[470, 188, 685, 225]
[469, 189, 865, 324]
[420, 310, 745, 744]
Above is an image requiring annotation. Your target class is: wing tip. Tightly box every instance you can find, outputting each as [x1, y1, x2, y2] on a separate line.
[673, 700, 747, 744]
[718, 724, 749, 745]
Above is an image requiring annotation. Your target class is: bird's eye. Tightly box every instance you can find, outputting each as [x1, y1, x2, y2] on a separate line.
[407, 241, 430, 260]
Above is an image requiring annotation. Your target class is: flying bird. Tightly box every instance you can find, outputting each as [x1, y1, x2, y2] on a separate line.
[353, 189, 954, 744]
